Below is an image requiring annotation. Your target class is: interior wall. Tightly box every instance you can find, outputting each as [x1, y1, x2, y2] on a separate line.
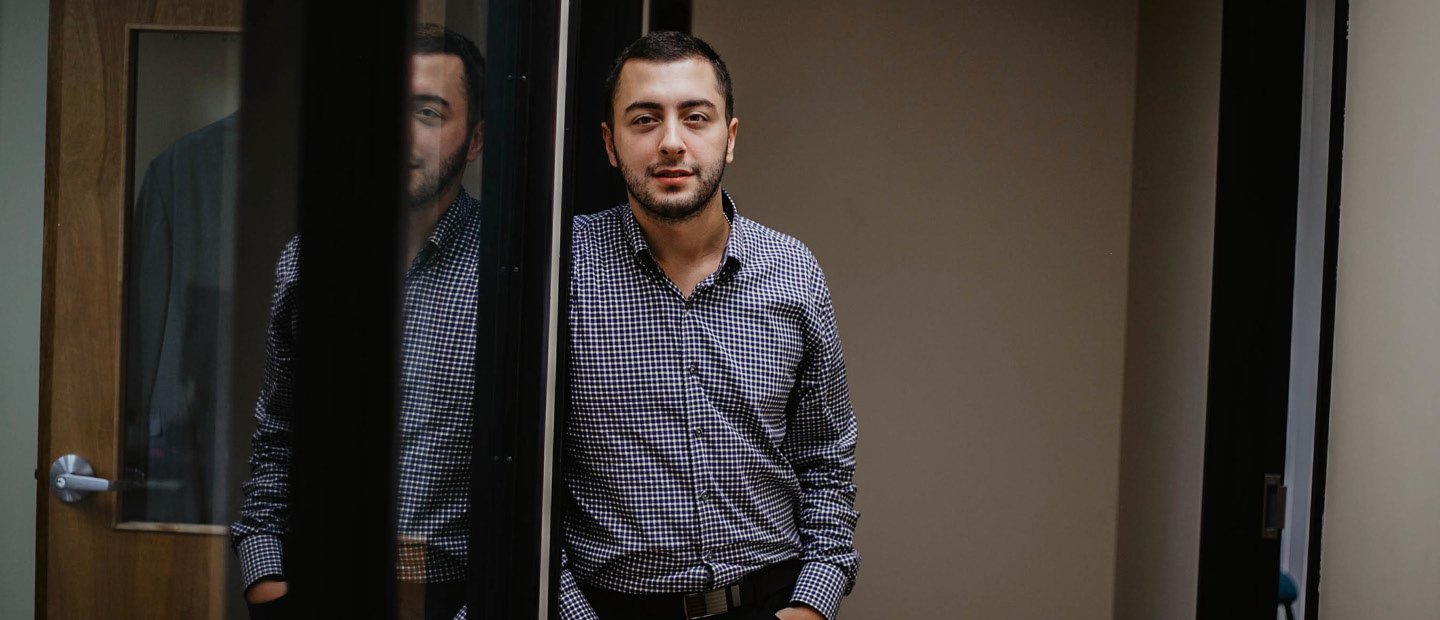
[1110, 0, 1221, 617]
[1319, 1, 1440, 616]
[0, 0, 49, 617]
[692, 2, 1137, 617]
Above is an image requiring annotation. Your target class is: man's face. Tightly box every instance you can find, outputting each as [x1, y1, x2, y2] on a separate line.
[603, 57, 738, 222]
[409, 53, 483, 209]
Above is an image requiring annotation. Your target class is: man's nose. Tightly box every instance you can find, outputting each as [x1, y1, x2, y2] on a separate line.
[658, 119, 685, 157]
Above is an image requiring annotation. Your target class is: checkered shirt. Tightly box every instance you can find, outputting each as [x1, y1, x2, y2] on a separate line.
[231, 189, 480, 597]
[560, 191, 860, 620]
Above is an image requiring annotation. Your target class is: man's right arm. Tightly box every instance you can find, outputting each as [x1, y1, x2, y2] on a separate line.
[560, 217, 601, 620]
[230, 238, 302, 602]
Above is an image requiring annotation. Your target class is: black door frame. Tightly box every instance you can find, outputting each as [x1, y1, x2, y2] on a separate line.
[1196, 0, 1347, 617]
[468, 0, 567, 616]
[243, 2, 415, 617]
[1196, 0, 1306, 617]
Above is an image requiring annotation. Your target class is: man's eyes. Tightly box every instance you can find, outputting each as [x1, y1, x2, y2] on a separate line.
[414, 107, 443, 123]
[630, 113, 709, 125]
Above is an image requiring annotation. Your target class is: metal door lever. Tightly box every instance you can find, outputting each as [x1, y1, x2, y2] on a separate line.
[48, 454, 131, 503]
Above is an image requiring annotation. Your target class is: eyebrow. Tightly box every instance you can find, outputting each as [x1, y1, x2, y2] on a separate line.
[413, 93, 451, 108]
[623, 99, 718, 116]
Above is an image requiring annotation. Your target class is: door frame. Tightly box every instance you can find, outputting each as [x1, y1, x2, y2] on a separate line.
[1301, 0, 1348, 617]
[1195, 0, 1308, 617]
[1195, 0, 1349, 617]
[239, 0, 414, 615]
[466, 0, 568, 616]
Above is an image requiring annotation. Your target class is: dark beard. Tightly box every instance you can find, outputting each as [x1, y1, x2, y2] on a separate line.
[407, 136, 470, 210]
[618, 155, 726, 223]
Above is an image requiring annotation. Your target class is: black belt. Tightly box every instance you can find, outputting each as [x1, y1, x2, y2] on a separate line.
[582, 560, 803, 620]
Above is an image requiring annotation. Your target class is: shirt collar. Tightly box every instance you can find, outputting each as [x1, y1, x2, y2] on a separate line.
[413, 187, 477, 272]
[620, 189, 749, 278]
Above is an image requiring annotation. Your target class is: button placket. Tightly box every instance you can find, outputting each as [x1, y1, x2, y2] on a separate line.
[679, 297, 715, 565]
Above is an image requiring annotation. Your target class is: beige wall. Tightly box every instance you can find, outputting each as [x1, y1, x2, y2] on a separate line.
[1319, 1, 1440, 616]
[694, 2, 1138, 617]
[1109, 0, 1221, 617]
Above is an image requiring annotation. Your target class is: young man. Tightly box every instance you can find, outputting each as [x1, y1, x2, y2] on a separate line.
[230, 24, 485, 620]
[563, 31, 860, 620]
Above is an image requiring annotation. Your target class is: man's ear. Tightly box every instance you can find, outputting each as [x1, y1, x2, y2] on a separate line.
[466, 121, 484, 161]
[724, 117, 738, 164]
[601, 122, 619, 168]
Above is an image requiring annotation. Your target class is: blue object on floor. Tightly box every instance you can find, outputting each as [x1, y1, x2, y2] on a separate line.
[1278, 571, 1298, 620]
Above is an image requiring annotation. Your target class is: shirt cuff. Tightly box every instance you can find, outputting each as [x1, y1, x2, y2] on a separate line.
[558, 574, 600, 619]
[789, 561, 848, 620]
[236, 534, 286, 590]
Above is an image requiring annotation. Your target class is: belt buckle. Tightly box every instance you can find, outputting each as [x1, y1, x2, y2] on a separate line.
[681, 587, 731, 619]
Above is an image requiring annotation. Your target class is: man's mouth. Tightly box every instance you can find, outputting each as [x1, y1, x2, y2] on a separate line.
[653, 168, 694, 183]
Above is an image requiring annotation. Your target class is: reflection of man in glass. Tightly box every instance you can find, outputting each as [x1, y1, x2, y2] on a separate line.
[230, 24, 484, 620]
[125, 110, 237, 525]
[563, 32, 860, 620]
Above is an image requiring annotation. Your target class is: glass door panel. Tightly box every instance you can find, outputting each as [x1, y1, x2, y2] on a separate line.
[120, 28, 248, 528]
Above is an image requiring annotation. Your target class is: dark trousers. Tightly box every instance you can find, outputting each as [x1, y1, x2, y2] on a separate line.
[396, 580, 466, 620]
[586, 563, 800, 620]
[244, 593, 291, 620]
[246, 581, 464, 620]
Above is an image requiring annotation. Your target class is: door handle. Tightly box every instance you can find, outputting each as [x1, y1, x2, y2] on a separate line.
[48, 454, 132, 503]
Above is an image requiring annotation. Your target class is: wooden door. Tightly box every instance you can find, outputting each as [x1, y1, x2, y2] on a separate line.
[37, 0, 241, 618]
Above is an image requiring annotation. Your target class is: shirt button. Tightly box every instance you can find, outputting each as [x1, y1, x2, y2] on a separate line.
[687, 363, 699, 375]
[692, 428, 703, 439]
[698, 490, 710, 501]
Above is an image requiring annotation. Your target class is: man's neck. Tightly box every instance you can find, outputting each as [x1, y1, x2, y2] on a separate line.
[405, 183, 461, 266]
[630, 193, 729, 264]
[631, 192, 730, 298]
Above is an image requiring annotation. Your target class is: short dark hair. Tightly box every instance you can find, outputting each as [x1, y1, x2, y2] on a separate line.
[603, 31, 734, 124]
[414, 23, 486, 130]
